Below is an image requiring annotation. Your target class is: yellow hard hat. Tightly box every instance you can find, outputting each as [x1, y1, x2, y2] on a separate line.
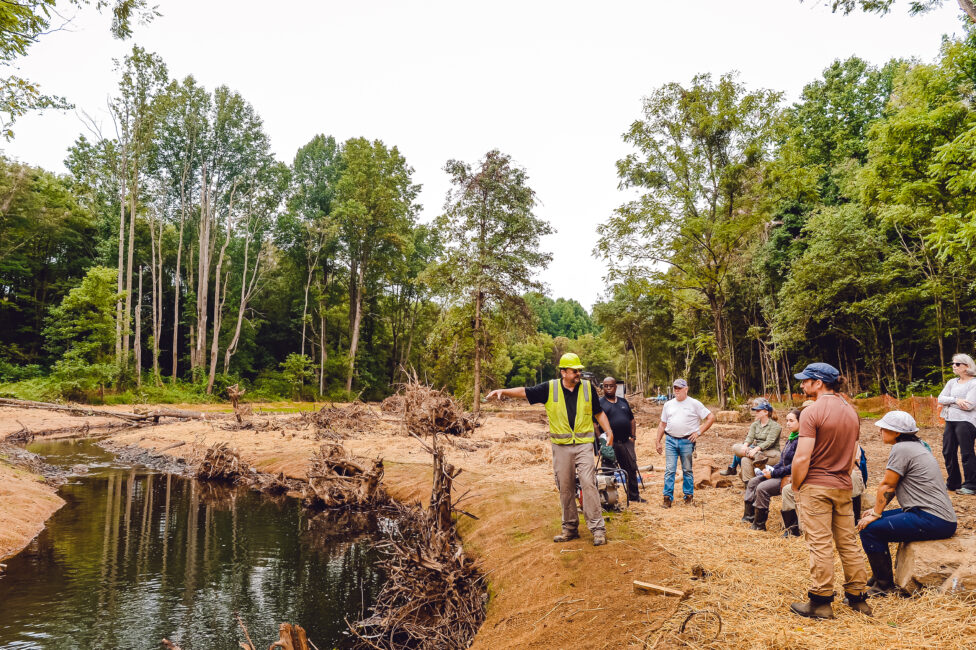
[558, 352, 584, 369]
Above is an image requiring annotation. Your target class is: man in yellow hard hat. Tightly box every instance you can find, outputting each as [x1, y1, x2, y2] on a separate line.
[486, 352, 613, 546]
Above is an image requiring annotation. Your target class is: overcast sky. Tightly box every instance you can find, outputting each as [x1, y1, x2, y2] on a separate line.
[1, 0, 964, 309]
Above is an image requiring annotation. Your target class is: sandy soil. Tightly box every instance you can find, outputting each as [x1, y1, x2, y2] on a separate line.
[0, 460, 64, 562]
[2, 400, 976, 648]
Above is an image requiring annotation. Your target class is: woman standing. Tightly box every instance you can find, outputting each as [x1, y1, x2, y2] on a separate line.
[938, 353, 976, 495]
[857, 411, 957, 595]
[742, 408, 800, 532]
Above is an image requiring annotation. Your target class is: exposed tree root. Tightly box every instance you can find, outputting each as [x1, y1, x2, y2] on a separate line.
[303, 444, 386, 508]
[388, 376, 480, 438]
[300, 402, 380, 439]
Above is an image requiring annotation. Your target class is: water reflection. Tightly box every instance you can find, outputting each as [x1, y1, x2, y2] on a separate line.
[0, 439, 384, 649]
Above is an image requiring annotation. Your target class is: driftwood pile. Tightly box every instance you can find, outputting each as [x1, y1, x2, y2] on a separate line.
[196, 442, 248, 481]
[304, 444, 386, 508]
[301, 402, 380, 439]
[391, 379, 479, 438]
[353, 434, 485, 650]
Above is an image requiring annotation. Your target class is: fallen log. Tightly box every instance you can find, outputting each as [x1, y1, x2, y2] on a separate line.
[0, 397, 210, 423]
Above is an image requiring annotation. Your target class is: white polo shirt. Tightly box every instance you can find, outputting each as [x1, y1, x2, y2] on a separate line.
[661, 396, 711, 438]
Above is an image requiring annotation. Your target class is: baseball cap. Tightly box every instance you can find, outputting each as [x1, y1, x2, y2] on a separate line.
[874, 410, 919, 434]
[794, 362, 840, 383]
[673, 378, 688, 388]
[751, 397, 773, 412]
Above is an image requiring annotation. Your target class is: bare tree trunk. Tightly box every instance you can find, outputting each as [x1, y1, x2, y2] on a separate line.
[319, 298, 326, 395]
[224, 235, 263, 374]
[115, 177, 126, 362]
[135, 267, 143, 388]
[889, 322, 900, 399]
[207, 213, 232, 394]
[300, 258, 315, 357]
[193, 165, 211, 374]
[149, 219, 162, 387]
[123, 174, 137, 363]
[172, 217, 184, 382]
[345, 261, 365, 393]
[960, 0, 976, 23]
[472, 289, 482, 416]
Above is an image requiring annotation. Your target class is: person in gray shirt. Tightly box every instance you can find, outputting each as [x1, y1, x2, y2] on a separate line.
[856, 411, 957, 596]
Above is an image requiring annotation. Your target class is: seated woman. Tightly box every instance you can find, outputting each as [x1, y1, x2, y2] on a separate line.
[857, 410, 957, 596]
[742, 408, 800, 531]
[721, 398, 782, 482]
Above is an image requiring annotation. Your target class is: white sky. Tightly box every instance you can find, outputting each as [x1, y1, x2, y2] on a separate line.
[0, 0, 963, 309]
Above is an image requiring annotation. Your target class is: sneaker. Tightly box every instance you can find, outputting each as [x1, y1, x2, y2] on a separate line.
[683, 495, 694, 505]
[553, 530, 580, 543]
[662, 496, 673, 508]
[958, 487, 976, 495]
[592, 531, 607, 546]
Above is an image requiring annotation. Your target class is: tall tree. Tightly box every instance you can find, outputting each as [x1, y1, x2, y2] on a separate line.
[333, 138, 418, 393]
[436, 149, 553, 414]
[597, 73, 781, 407]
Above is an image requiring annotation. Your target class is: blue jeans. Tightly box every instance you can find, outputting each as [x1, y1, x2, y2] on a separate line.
[663, 435, 694, 499]
[859, 507, 957, 554]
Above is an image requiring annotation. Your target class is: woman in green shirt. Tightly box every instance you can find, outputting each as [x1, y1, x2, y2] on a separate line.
[720, 398, 782, 483]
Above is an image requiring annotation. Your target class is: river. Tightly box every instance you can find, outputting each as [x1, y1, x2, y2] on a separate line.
[0, 438, 386, 649]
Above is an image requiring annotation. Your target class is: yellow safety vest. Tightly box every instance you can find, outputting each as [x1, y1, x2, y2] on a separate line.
[544, 379, 595, 445]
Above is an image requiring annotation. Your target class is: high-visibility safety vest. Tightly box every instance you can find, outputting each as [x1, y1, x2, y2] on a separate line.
[544, 379, 595, 445]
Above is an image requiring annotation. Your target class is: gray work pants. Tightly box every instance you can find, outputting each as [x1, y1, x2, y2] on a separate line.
[552, 442, 605, 534]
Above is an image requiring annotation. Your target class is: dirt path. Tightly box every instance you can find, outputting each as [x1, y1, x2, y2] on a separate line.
[3, 401, 976, 648]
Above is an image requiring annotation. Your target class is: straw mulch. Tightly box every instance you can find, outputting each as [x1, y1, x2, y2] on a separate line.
[352, 435, 486, 649]
[303, 443, 386, 508]
[629, 484, 976, 649]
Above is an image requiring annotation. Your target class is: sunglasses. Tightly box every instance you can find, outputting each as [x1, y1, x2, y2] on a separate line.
[953, 362, 966, 366]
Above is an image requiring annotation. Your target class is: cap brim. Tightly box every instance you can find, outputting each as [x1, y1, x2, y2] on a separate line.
[794, 373, 811, 380]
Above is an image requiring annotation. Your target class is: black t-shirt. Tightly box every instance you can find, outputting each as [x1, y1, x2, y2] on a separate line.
[599, 396, 635, 442]
[525, 380, 604, 432]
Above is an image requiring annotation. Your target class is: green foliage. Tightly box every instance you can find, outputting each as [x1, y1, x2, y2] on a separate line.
[280, 353, 315, 400]
[525, 292, 598, 338]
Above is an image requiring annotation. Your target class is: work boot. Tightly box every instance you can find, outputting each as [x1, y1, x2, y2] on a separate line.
[662, 496, 673, 509]
[790, 592, 834, 619]
[683, 494, 694, 505]
[552, 529, 580, 543]
[741, 501, 755, 524]
[750, 507, 768, 531]
[852, 495, 862, 520]
[866, 550, 898, 597]
[592, 530, 607, 546]
[780, 509, 801, 537]
[719, 465, 736, 476]
[843, 591, 873, 616]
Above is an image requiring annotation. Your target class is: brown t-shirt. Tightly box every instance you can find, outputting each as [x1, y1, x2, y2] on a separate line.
[798, 394, 859, 489]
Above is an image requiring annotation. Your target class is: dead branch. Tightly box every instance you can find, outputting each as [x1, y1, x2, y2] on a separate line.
[393, 374, 481, 438]
[303, 444, 386, 508]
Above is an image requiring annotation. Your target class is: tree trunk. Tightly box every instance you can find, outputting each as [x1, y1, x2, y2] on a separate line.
[889, 322, 900, 399]
[345, 261, 365, 393]
[172, 215, 184, 382]
[193, 165, 211, 375]
[206, 213, 232, 394]
[959, 0, 976, 23]
[224, 234, 262, 374]
[115, 176, 126, 362]
[135, 267, 142, 388]
[472, 289, 482, 416]
[123, 173, 137, 364]
[319, 297, 326, 395]
[710, 299, 729, 408]
[149, 219, 162, 387]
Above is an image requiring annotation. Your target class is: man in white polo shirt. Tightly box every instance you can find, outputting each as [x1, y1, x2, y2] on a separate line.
[655, 379, 715, 508]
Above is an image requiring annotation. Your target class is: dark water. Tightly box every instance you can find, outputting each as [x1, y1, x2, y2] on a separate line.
[0, 439, 386, 649]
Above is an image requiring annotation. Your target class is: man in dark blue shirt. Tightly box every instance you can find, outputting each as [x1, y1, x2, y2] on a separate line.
[597, 377, 643, 503]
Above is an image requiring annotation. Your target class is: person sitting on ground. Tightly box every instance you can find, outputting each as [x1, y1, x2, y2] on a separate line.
[720, 398, 782, 482]
[938, 353, 976, 496]
[742, 408, 801, 532]
[856, 410, 957, 596]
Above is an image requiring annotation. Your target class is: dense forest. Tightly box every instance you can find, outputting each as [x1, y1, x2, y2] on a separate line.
[3, 4, 976, 407]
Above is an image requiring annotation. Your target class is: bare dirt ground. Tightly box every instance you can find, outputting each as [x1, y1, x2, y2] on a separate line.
[2, 400, 976, 648]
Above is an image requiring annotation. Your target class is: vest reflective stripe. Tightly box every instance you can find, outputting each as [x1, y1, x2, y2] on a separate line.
[544, 379, 595, 444]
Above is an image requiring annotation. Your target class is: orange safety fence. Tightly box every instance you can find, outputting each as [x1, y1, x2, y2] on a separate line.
[772, 393, 945, 427]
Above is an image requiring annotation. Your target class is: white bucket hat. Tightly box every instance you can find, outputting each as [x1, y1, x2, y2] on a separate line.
[874, 410, 919, 434]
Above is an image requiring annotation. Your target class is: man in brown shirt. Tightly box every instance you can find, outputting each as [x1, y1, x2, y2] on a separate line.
[789, 362, 870, 619]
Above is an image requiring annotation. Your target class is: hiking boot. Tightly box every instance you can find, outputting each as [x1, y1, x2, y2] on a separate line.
[790, 592, 834, 619]
[750, 507, 768, 531]
[553, 530, 580, 543]
[781, 509, 801, 537]
[844, 591, 873, 616]
[741, 501, 755, 523]
[683, 495, 694, 505]
[719, 465, 736, 476]
[662, 496, 673, 508]
[866, 551, 899, 597]
[592, 531, 607, 546]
